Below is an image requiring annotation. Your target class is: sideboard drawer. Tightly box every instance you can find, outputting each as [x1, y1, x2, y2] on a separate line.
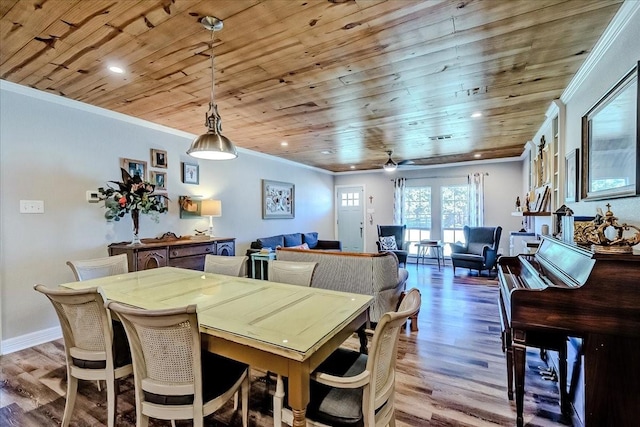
[169, 243, 214, 259]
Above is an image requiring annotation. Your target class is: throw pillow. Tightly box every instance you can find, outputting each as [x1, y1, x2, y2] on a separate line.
[289, 243, 310, 250]
[380, 235, 398, 250]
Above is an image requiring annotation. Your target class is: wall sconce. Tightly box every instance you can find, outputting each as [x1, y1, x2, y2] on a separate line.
[200, 199, 222, 236]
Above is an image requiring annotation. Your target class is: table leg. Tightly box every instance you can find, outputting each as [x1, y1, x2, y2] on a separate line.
[287, 362, 310, 427]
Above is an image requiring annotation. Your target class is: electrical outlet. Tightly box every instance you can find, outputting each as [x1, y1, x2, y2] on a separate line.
[86, 190, 100, 203]
[20, 200, 44, 214]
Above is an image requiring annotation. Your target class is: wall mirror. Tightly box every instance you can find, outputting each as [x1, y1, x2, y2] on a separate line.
[581, 61, 639, 200]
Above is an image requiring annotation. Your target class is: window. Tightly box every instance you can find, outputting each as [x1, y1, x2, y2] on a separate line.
[441, 185, 469, 255]
[340, 192, 360, 206]
[403, 186, 431, 255]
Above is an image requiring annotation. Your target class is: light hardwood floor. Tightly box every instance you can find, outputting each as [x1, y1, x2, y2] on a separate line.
[0, 263, 571, 426]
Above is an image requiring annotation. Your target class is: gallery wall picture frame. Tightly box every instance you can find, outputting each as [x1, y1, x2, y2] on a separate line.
[150, 171, 167, 190]
[182, 162, 199, 185]
[565, 148, 579, 203]
[262, 179, 295, 219]
[151, 149, 168, 168]
[121, 158, 147, 180]
[155, 192, 169, 212]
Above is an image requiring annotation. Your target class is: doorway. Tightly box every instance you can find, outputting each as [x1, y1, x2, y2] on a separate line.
[336, 185, 365, 252]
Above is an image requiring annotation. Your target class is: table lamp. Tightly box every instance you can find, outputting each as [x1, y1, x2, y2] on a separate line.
[200, 199, 222, 236]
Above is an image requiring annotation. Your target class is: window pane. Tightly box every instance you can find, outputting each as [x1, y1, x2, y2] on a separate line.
[403, 187, 431, 229]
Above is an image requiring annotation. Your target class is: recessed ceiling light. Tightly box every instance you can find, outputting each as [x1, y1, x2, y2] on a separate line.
[281, 142, 288, 146]
[350, 165, 356, 169]
[108, 65, 124, 74]
[474, 153, 482, 158]
[321, 150, 331, 154]
[471, 112, 482, 118]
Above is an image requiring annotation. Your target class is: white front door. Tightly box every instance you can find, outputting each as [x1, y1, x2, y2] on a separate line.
[336, 186, 364, 252]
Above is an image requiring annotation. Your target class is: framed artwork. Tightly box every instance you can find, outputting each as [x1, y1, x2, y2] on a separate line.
[565, 148, 579, 203]
[178, 196, 201, 218]
[182, 162, 199, 185]
[150, 171, 166, 190]
[121, 158, 147, 180]
[581, 61, 639, 200]
[155, 192, 169, 212]
[262, 179, 294, 219]
[151, 149, 167, 168]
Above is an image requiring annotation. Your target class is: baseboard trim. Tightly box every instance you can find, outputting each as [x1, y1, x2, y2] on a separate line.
[1, 326, 61, 355]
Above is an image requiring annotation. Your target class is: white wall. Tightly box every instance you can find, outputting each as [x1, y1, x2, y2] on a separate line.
[334, 161, 524, 256]
[555, 2, 640, 224]
[0, 82, 334, 348]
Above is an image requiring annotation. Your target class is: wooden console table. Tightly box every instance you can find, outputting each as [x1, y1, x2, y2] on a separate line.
[108, 234, 235, 272]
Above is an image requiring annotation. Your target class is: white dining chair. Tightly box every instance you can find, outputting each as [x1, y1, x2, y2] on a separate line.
[204, 254, 248, 277]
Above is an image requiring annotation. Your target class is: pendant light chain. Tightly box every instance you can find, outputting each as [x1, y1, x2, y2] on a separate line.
[209, 28, 215, 110]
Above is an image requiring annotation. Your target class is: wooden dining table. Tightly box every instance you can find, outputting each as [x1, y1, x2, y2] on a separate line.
[59, 266, 372, 426]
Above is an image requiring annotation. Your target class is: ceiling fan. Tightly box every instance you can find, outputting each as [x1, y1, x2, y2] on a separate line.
[382, 150, 414, 171]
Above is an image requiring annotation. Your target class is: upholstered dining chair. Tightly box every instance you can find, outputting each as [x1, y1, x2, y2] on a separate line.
[267, 260, 318, 287]
[376, 225, 409, 267]
[66, 253, 129, 281]
[106, 302, 250, 427]
[204, 254, 249, 277]
[33, 285, 133, 427]
[274, 287, 422, 427]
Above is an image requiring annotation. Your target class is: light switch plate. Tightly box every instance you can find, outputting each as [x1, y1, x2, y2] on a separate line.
[20, 200, 44, 214]
[86, 190, 100, 203]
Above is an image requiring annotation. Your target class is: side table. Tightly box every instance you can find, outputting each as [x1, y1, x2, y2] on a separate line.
[415, 240, 445, 271]
[250, 252, 276, 280]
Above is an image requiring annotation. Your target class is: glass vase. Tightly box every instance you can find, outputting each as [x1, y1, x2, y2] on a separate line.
[130, 209, 141, 245]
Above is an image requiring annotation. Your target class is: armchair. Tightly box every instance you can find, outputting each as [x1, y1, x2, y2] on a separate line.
[450, 226, 502, 276]
[376, 224, 409, 267]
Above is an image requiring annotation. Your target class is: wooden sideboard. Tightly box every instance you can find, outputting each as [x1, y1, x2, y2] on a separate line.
[108, 235, 235, 272]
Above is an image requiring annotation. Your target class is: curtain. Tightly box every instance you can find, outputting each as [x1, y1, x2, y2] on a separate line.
[393, 178, 406, 224]
[468, 173, 486, 227]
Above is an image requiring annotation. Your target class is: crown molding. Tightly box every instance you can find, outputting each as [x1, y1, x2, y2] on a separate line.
[561, 0, 640, 102]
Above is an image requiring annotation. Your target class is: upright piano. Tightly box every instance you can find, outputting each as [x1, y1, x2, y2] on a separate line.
[498, 237, 640, 427]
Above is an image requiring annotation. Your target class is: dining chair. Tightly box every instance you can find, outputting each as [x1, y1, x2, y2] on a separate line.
[274, 288, 422, 427]
[204, 254, 249, 277]
[66, 253, 129, 281]
[267, 260, 318, 286]
[105, 302, 250, 427]
[33, 285, 133, 427]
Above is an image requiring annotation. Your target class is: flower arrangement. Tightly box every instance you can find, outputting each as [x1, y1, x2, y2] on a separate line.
[98, 168, 168, 223]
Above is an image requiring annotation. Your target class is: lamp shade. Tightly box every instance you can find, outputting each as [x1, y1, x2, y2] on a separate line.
[201, 199, 222, 217]
[188, 131, 237, 160]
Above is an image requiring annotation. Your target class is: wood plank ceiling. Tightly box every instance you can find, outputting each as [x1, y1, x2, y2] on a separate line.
[0, 0, 624, 172]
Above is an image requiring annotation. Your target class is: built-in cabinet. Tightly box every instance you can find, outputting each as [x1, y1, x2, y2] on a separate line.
[521, 100, 565, 235]
[109, 235, 235, 272]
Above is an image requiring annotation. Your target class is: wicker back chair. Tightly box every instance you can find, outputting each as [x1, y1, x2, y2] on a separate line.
[268, 260, 318, 287]
[106, 302, 250, 427]
[66, 254, 129, 281]
[204, 255, 249, 277]
[275, 288, 421, 427]
[33, 285, 132, 427]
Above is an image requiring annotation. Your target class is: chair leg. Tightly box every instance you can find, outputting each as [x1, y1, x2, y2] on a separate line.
[241, 374, 250, 427]
[106, 377, 116, 427]
[273, 375, 285, 427]
[62, 375, 78, 427]
[409, 310, 419, 332]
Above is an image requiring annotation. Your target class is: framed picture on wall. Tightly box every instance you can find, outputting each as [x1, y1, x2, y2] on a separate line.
[182, 162, 199, 185]
[565, 148, 579, 203]
[262, 179, 295, 219]
[150, 171, 167, 190]
[151, 149, 167, 168]
[120, 158, 147, 180]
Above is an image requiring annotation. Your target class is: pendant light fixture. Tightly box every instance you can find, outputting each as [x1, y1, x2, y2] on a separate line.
[383, 151, 398, 172]
[187, 16, 237, 160]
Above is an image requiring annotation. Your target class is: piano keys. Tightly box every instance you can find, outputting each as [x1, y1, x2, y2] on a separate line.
[498, 236, 640, 427]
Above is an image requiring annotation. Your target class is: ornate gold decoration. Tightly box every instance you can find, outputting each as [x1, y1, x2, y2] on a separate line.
[581, 204, 640, 254]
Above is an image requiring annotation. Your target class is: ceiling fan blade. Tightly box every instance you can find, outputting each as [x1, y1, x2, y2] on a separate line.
[398, 159, 415, 166]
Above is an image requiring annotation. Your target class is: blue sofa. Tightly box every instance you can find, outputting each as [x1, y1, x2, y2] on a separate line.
[248, 232, 341, 252]
[246, 232, 341, 279]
